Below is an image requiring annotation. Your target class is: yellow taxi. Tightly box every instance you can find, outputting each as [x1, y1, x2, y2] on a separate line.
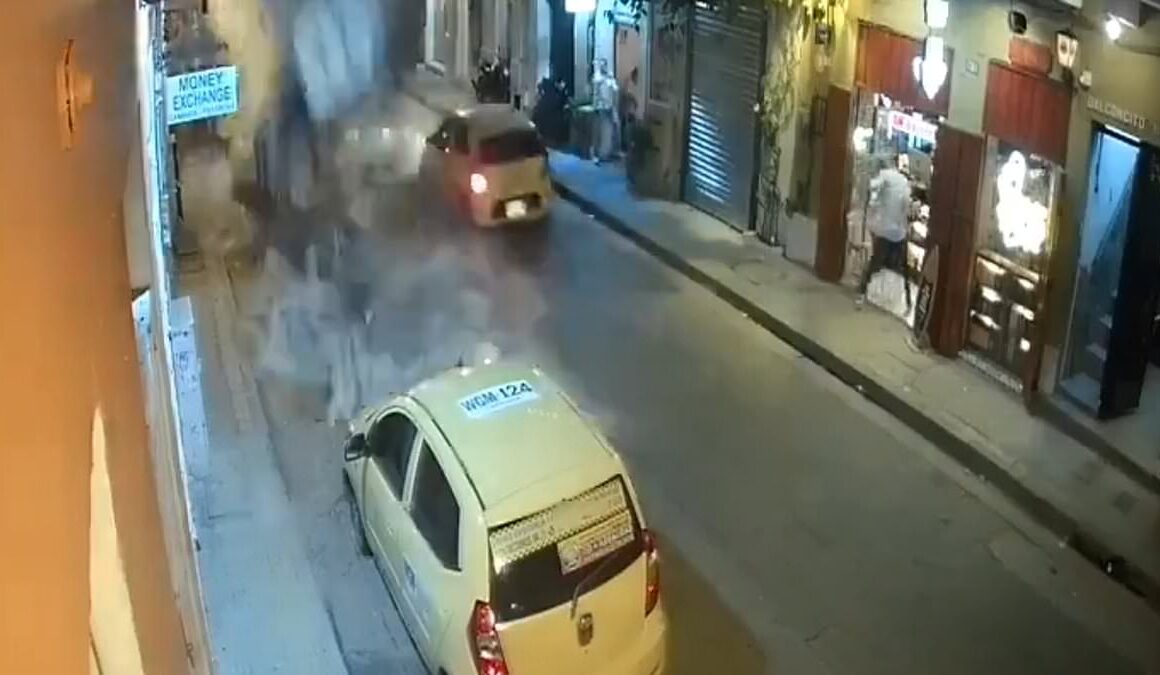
[419, 106, 554, 226]
[343, 363, 666, 675]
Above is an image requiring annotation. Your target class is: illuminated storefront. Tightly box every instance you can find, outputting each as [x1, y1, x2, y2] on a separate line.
[846, 98, 940, 326]
[965, 141, 1061, 389]
[814, 22, 953, 327]
[966, 61, 1070, 391]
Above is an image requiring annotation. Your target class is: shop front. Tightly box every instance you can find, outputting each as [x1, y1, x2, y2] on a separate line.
[681, 0, 767, 231]
[821, 22, 952, 327]
[1039, 23, 1160, 484]
[965, 62, 1070, 392]
[846, 94, 940, 326]
[1057, 125, 1160, 419]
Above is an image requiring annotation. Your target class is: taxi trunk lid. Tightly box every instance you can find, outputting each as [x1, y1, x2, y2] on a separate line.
[486, 476, 647, 674]
[498, 558, 646, 675]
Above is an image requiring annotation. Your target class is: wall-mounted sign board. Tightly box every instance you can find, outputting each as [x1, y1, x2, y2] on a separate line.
[166, 65, 239, 126]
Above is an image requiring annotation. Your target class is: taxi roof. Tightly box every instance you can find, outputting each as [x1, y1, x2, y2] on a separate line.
[406, 363, 620, 516]
[456, 105, 536, 143]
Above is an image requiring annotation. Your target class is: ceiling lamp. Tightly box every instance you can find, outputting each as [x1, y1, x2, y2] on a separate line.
[565, 0, 596, 12]
[1105, 14, 1125, 41]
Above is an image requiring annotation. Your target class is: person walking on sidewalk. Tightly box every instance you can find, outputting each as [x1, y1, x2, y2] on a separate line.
[858, 157, 913, 309]
[590, 59, 619, 164]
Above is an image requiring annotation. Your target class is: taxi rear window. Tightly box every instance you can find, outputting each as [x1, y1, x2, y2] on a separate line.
[487, 476, 643, 622]
[478, 130, 546, 165]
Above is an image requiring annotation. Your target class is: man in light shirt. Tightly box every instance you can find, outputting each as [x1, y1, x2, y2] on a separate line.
[858, 157, 913, 309]
[590, 59, 619, 163]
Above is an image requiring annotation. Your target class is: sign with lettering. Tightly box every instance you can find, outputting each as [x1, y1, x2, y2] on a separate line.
[888, 110, 939, 145]
[166, 66, 239, 126]
[1087, 95, 1156, 137]
[458, 380, 539, 419]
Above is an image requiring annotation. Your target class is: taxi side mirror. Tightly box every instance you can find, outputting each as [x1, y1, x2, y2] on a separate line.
[344, 433, 367, 461]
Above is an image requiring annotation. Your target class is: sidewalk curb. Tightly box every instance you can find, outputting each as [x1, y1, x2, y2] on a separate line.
[552, 179, 1160, 614]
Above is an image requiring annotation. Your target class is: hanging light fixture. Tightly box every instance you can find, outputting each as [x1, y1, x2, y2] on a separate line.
[915, 0, 950, 100]
[925, 0, 950, 30]
[1055, 29, 1079, 70]
[913, 37, 948, 100]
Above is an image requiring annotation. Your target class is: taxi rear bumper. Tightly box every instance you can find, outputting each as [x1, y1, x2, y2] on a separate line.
[602, 606, 667, 675]
[468, 186, 554, 227]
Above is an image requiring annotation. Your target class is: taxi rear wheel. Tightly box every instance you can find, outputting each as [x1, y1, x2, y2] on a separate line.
[343, 473, 373, 557]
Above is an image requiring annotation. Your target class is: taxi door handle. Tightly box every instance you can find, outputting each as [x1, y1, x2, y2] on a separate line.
[404, 561, 415, 588]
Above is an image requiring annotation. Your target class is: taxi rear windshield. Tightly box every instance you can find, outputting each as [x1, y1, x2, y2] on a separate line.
[478, 130, 546, 165]
[487, 476, 643, 622]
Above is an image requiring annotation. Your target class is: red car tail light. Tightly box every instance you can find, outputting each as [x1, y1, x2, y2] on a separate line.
[469, 601, 510, 675]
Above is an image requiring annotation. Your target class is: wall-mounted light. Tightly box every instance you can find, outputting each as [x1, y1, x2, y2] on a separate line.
[564, 0, 596, 12]
[1104, 15, 1126, 41]
[925, 0, 950, 30]
[1103, 0, 1140, 41]
[1055, 29, 1079, 70]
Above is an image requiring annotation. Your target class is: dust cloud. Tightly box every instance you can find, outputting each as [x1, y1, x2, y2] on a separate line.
[181, 0, 547, 426]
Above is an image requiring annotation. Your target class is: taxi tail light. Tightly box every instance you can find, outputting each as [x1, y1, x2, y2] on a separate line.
[469, 601, 510, 675]
[470, 172, 489, 194]
[644, 529, 661, 616]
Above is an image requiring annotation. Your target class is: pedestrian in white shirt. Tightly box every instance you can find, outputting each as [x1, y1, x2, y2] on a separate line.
[858, 157, 914, 309]
[590, 59, 619, 163]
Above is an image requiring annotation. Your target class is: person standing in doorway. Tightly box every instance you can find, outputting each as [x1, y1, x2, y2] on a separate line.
[858, 156, 913, 309]
[590, 58, 619, 164]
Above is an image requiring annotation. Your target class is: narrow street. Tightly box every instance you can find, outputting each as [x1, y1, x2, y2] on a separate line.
[184, 95, 1160, 675]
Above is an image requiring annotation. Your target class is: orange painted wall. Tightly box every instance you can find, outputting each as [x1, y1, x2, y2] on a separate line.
[0, 2, 188, 673]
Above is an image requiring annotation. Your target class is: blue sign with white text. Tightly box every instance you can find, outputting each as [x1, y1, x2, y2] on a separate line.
[166, 66, 239, 126]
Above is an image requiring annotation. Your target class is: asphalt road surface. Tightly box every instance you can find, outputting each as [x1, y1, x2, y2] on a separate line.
[215, 95, 1159, 675]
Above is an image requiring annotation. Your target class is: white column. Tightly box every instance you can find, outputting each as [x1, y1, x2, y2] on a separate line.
[425, 0, 437, 66]
[457, 0, 470, 78]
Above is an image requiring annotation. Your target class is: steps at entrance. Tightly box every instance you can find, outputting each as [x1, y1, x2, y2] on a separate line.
[1058, 372, 1102, 418]
[1096, 314, 1113, 347]
[1083, 342, 1109, 383]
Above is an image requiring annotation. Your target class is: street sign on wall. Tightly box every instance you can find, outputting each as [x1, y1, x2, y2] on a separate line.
[166, 65, 239, 126]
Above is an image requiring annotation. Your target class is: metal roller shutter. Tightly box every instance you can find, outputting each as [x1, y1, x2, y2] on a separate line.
[683, 0, 766, 230]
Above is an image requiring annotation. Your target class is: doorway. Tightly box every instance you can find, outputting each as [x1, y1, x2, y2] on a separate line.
[547, 0, 575, 95]
[469, 0, 483, 67]
[614, 23, 643, 153]
[1060, 127, 1160, 420]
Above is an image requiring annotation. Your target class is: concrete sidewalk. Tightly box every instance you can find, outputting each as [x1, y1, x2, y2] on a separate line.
[173, 144, 350, 674]
[402, 69, 1160, 612]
